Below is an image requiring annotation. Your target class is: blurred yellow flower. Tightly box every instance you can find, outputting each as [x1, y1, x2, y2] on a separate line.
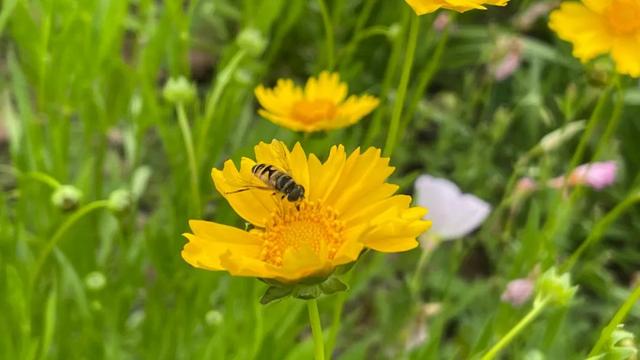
[549, 0, 640, 77]
[405, 0, 509, 14]
[182, 140, 430, 283]
[254, 72, 379, 132]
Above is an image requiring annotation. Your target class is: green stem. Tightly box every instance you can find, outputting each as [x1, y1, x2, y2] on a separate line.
[325, 272, 352, 357]
[589, 283, 640, 356]
[23, 171, 61, 190]
[197, 50, 247, 159]
[567, 78, 616, 171]
[30, 200, 111, 288]
[177, 103, 201, 217]
[317, 0, 334, 70]
[384, 13, 419, 156]
[307, 299, 325, 360]
[401, 16, 451, 130]
[480, 297, 550, 360]
[561, 191, 640, 272]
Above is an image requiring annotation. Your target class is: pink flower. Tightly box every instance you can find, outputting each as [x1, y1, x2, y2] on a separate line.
[433, 13, 452, 32]
[549, 161, 618, 190]
[501, 278, 534, 306]
[515, 177, 537, 194]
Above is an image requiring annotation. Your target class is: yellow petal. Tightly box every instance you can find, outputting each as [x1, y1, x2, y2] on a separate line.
[212, 161, 275, 227]
[219, 251, 281, 279]
[307, 145, 347, 202]
[181, 220, 262, 270]
[611, 35, 640, 77]
[549, 3, 612, 62]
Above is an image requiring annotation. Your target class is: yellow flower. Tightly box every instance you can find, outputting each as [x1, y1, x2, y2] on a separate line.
[404, 0, 509, 14]
[182, 140, 430, 283]
[549, 0, 640, 77]
[254, 72, 379, 132]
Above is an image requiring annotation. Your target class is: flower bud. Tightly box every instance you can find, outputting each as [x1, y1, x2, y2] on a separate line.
[85, 271, 107, 291]
[205, 310, 224, 327]
[539, 121, 585, 154]
[587, 326, 637, 360]
[387, 23, 402, 41]
[51, 185, 83, 212]
[108, 189, 132, 213]
[236, 28, 266, 57]
[536, 267, 577, 306]
[162, 76, 196, 104]
[501, 278, 534, 307]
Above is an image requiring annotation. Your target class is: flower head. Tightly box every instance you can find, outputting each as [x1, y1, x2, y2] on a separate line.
[182, 140, 430, 283]
[414, 175, 490, 240]
[549, 0, 640, 77]
[405, 0, 509, 15]
[254, 72, 379, 133]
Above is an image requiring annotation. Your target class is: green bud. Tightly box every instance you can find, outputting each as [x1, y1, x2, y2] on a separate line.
[85, 271, 107, 291]
[162, 76, 196, 104]
[587, 326, 637, 360]
[387, 23, 402, 42]
[108, 189, 132, 213]
[236, 28, 266, 57]
[51, 185, 83, 212]
[205, 310, 224, 327]
[536, 267, 577, 306]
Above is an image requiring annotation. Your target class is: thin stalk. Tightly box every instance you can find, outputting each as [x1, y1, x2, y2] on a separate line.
[325, 272, 353, 357]
[307, 299, 325, 360]
[197, 50, 247, 159]
[23, 171, 61, 190]
[30, 200, 111, 288]
[317, 0, 335, 70]
[338, 0, 377, 66]
[561, 191, 640, 272]
[384, 13, 419, 156]
[589, 283, 640, 356]
[480, 297, 550, 360]
[177, 103, 201, 217]
[567, 79, 616, 171]
[401, 16, 451, 130]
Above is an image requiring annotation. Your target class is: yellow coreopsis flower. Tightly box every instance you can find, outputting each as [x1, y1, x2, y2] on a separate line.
[405, 0, 509, 14]
[549, 0, 640, 77]
[182, 140, 430, 284]
[254, 72, 379, 133]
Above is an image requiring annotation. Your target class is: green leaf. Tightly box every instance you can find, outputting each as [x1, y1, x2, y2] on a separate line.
[260, 286, 293, 305]
[292, 285, 321, 300]
[319, 277, 348, 295]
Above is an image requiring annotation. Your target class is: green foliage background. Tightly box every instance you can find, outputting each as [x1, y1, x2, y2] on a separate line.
[1, 0, 639, 359]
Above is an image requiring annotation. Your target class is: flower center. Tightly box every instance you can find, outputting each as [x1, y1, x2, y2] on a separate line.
[260, 201, 344, 266]
[605, 0, 640, 35]
[290, 99, 337, 124]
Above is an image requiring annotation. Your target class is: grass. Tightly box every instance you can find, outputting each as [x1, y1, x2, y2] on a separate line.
[1, 0, 640, 359]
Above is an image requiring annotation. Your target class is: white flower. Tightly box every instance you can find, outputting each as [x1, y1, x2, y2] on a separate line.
[414, 175, 491, 240]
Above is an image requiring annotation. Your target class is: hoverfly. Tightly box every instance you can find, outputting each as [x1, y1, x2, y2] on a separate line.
[225, 141, 305, 203]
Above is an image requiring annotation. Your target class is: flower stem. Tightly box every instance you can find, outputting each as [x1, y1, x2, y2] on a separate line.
[30, 200, 111, 288]
[317, 0, 334, 70]
[589, 283, 640, 356]
[176, 103, 201, 217]
[561, 190, 640, 272]
[384, 13, 419, 156]
[307, 299, 325, 360]
[325, 272, 352, 357]
[197, 50, 247, 159]
[480, 297, 550, 360]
